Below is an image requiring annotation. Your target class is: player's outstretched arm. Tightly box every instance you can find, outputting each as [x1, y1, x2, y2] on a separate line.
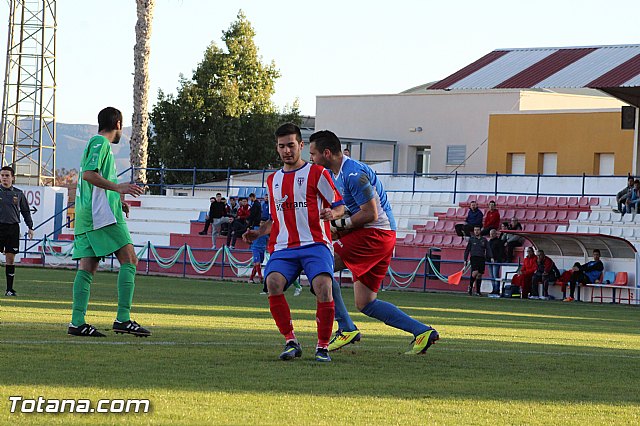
[82, 171, 144, 197]
[243, 219, 272, 243]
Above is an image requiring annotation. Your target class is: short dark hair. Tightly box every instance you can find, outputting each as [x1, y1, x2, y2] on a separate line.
[98, 107, 122, 132]
[489, 200, 496, 205]
[538, 250, 545, 255]
[210, 197, 215, 200]
[309, 130, 341, 155]
[593, 249, 601, 255]
[249, 193, 256, 198]
[216, 193, 222, 197]
[1, 165, 15, 176]
[275, 123, 302, 142]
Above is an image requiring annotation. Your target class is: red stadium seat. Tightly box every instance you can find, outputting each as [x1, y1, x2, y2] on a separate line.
[443, 220, 455, 233]
[431, 234, 444, 246]
[546, 196, 558, 208]
[515, 196, 527, 207]
[496, 195, 507, 205]
[545, 224, 557, 232]
[525, 210, 536, 221]
[556, 197, 568, 208]
[413, 234, 427, 246]
[555, 210, 568, 222]
[534, 210, 547, 221]
[526, 196, 537, 206]
[441, 235, 453, 246]
[403, 234, 415, 244]
[456, 207, 467, 219]
[435, 221, 447, 233]
[502, 210, 515, 220]
[567, 211, 579, 221]
[567, 197, 578, 208]
[460, 194, 477, 207]
[588, 197, 599, 207]
[476, 195, 489, 207]
[545, 210, 558, 223]
[535, 196, 548, 207]
[506, 195, 517, 206]
[578, 197, 589, 208]
[515, 210, 526, 221]
[423, 221, 436, 231]
[531, 223, 544, 232]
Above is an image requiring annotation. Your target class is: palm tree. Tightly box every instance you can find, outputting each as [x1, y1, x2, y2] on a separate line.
[131, 0, 155, 184]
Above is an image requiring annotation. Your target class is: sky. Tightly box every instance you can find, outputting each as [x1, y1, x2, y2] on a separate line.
[1, 0, 639, 126]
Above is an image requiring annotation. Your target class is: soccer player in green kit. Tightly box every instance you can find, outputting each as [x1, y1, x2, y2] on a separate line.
[67, 107, 150, 337]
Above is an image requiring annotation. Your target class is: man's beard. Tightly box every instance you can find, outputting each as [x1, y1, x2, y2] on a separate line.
[112, 130, 122, 144]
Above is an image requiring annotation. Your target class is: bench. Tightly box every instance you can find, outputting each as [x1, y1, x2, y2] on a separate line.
[586, 272, 636, 304]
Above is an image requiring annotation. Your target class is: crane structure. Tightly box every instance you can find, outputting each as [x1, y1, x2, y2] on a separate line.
[1, 0, 56, 186]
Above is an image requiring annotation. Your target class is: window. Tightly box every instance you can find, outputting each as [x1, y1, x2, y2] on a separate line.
[541, 153, 557, 175]
[415, 146, 431, 174]
[446, 145, 466, 166]
[509, 153, 525, 174]
[597, 153, 614, 176]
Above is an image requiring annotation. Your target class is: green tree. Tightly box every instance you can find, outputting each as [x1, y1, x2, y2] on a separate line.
[149, 11, 300, 189]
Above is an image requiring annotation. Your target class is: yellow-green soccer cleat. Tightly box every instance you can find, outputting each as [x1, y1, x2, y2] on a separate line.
[405, 329, 439, 355]
[328, 329, 361, 352]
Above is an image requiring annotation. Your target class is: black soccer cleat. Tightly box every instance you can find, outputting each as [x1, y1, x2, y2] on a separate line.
[112, 320, 152, 337]
[67, 323, 106, 337]
[279, 340, 302, 360]
[5, 290, 16, 296]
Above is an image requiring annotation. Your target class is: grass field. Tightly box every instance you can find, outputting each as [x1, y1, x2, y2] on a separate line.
[1, 268, 639, 425]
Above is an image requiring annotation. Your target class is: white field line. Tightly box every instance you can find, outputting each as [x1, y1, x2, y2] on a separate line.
[1, 340, 640, 359]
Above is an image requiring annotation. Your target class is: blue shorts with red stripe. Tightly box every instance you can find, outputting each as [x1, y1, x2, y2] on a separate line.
[264, 243, 334, 290]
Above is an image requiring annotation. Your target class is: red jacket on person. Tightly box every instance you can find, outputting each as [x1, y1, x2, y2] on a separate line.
[483, 209, 501, 230]
[236, 204, 250, 221]
[521, 255, 538, 275]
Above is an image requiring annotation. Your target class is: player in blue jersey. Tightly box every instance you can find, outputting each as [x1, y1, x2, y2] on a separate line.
[308, 130, 439, 355]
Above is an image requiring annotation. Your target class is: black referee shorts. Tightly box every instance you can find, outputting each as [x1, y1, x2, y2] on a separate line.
[0, 223, 21, 254]
[470, 256, 486, 274]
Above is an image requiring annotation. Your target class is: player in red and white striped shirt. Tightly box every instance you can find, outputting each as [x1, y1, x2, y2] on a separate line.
[244, 123, 344, 362]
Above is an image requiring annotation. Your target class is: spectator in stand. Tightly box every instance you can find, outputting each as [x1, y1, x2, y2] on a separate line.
[247, 193, 262, 229]
[488, 228, 506, 298]
[227, 197, 250, 249]
[343, 148, 350, 157]
[563, 249, 604, 302]
[614, 176, 635, 214]
[199, 193, 229, 249]
[622, 179, 640, 220]
[511, 247, 537, 299]
[530, 250, 559, 300]
[463, 225, 492, 296]
[481, 200, 500, 236]
[503, 217, 524, 262]
[455, 200, 483, 237]
[221, 197, 238, 236]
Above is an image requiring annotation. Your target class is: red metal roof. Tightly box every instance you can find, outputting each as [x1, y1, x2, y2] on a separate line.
[427, 44, 640, 106]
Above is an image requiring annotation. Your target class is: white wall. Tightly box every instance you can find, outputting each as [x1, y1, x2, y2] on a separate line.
[316, 90, 627, 174]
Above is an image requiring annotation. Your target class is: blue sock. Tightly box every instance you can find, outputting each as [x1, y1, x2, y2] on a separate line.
[361, 299, 430, 337]
[332, 278, 357, 332]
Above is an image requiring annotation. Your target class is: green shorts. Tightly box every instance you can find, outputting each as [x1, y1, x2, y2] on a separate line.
[73, 223, 133, 260]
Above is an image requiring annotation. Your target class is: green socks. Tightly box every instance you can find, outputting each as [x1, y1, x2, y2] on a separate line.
[71, 270, 93, 326]
[116, 263, 137, 322]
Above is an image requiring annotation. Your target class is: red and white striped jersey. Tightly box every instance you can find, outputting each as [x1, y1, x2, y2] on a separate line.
[267, 162, 343, 253]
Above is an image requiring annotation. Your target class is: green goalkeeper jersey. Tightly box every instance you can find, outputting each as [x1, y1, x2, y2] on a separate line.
[74, 135, 124, 234]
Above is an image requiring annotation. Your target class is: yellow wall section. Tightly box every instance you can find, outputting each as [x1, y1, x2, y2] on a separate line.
[487, 111, 634, 175]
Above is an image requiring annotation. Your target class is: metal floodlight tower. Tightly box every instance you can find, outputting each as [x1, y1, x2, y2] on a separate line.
[0, 0, 56, 186]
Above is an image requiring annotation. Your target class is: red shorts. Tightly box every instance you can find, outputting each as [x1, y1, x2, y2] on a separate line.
[333, 228, 396, 293]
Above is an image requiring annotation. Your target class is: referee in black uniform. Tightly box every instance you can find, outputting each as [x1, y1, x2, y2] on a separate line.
[0, 166, 35, 296]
